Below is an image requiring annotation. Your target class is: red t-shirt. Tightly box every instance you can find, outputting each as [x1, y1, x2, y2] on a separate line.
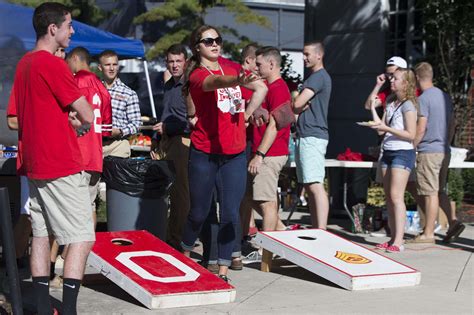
[74, 70, 112, 172]
[218, 56, 242, 73]
[252, 78, 291, 156]
[189, 64, 246, 154]
[11, 50, 83, 179]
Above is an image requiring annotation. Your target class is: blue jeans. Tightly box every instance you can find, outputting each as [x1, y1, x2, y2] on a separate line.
[201, 206, 242, 265]
[181, 146, 246, 266]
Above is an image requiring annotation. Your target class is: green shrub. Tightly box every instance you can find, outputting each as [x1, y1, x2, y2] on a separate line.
[461, 168, 474, 196]
[448, 169, 464, 208]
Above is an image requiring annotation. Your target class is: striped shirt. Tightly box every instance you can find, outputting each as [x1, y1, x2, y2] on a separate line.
[106, 78, 141, 136]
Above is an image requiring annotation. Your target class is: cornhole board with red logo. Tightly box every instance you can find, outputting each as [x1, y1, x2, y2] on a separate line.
[88, 231, 235, 309]
[254, 229, 420, 290]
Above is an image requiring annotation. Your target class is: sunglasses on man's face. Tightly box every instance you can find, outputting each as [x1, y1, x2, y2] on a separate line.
[199, 36, 223, 47]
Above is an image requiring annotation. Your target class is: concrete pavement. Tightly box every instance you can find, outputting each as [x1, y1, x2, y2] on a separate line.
[17, 210, 474, 314]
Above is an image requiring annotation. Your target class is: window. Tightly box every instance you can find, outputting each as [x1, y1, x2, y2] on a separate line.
[385, 0, 424, 66]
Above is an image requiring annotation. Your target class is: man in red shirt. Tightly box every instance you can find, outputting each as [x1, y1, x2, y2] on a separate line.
[66, 46, 112, 221]
[364, 56, 408, 110]
[9, 3, 94, 314]
[247, 46, 291, 244]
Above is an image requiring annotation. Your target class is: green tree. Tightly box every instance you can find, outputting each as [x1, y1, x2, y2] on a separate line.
[8, 0, 108, 26]
[281, 53, 302, 91]
[417, 0, 474, 146]
[134, 0, 271, 60]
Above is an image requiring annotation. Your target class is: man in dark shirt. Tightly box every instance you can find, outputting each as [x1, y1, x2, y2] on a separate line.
[152, 44, 190, 249]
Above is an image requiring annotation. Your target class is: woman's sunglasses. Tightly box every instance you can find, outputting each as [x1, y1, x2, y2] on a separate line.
[199, 36, 223, 47]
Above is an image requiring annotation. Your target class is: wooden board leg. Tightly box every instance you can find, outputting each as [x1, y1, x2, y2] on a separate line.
[261, 249, 273, 272]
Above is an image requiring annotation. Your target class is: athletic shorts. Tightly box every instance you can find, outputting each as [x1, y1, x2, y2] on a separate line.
[295, 137, 328, 184]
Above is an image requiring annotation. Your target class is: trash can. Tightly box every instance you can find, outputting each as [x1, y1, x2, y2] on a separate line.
[102, 157, 175, 240]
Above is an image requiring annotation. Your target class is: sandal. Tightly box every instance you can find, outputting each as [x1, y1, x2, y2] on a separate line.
[406, 235, 435, 244]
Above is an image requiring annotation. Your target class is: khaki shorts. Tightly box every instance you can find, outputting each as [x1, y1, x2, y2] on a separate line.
[28, 172, 95, 245]
[103, 139, 130, 158]
[251, 155, 288, 201]
[85, 171, 101, 211]
[416, 153, 450, 196]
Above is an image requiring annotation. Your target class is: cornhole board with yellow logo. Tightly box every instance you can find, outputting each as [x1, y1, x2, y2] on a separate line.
[88, 231, 235, 309]
[254, 229, 420, 290]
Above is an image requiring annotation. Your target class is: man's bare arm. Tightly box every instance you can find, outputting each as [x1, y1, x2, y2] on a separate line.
[364, 74, 386, 110]
[70, 96, 94, 125]
[248, 116, 278, 175]
[413, 116, 427, 148]
[292, 88, 315, 114]
[244, 80, 268, 120]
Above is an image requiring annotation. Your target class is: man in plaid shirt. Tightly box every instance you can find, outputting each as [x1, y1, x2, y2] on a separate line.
[98, 50, 141, 157]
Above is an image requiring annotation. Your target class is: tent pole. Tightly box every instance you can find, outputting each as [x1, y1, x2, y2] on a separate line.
[143, 60, 156, 118]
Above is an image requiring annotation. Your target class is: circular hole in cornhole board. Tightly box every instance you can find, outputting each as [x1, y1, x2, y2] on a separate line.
[298, 236, 317, 241]
[111, 238, 134, 246]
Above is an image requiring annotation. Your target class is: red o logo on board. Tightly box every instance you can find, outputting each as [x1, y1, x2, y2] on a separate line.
[116, 250, 200, 283]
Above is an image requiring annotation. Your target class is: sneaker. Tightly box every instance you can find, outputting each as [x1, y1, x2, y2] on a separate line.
[370, 228, 390, 237]
[230, 258, 243, 271]
[286, 224, 303, 230]
[242, 250, 262, 265]
[443, 221, 466, 243]
[248, 226, 259, 236]
[49, 274, 63, 289]
[55, 255, 65, 270]
[374, 242, 390, 250]
[386, 244, 404, 253]
[298, 196, 308, 207]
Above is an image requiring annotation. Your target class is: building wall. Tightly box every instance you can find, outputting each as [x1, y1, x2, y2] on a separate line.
[305, 0, 385, 157]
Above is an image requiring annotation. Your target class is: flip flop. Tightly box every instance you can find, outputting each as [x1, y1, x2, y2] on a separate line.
[406, 235, 435, 244]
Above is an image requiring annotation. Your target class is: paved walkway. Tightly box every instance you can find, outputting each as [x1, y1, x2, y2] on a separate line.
[15, 211, 474, 314]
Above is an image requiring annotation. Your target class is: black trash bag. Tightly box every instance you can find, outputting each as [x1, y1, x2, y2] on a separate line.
[102, 157, 175, 198]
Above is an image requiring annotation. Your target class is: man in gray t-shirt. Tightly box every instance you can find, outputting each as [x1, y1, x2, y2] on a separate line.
[296, 68, 332, 140]
[292, 40, 332, 229]
[416, 87, 452, 154]
[410, 62, 464, 244]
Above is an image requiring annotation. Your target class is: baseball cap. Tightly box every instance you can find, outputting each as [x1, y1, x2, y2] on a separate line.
[386, 56, 407, 68]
